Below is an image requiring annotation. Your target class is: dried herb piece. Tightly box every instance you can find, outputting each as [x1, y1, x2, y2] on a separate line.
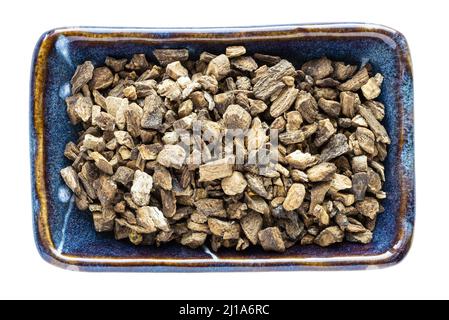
[153, 49, 189, 66]
[153, 166, 172, 191]
[367, 167, 382, 194]
[286, 111, 302, 131]
[226, 46, 246, 58]
[253, 60, 296, 100]
[61, 166, 82, 196]
[318, 98, 341, 117]
[105, 57, 127, 73]
[221, 171, 247, 195]
[253, 53, 281, 66]
[240, 211, 263, 245]
[208, 218, 240, 240]
[331, 174, 352, 191]
[89, 67, 114, 90]
[364, 100, 385, 121]
[356, 127, 376, 155]
[340, 91, 360, 118]
[333, 62, 357, 81]
[352, 172, 368, 201]
[223, 104, 252, 130]
[126, 54, 149, 71]
[283, 183, 306, 211]
[135, 207, 157, 233]
[161, 189, 177, 218]
[195, 199, 227, 218]
[73, 97, 92, 122]
[93, 208, 116, 233]
[295, 91, 321, 123]
[206, 54, 231, 80]
[138, 206, 170, 232]
[181, 232, 207, 249]
[157, 79, 182, 101]
[93, 175, 117, 206]
[231, 56, 258, 72]
[112, 166, 134, 186]
[71, 61, 94, 94]
[307, 163, 337, 182]
[199, 156, 234, 182]
[258, 227, 285, 252]
[361, 74, 384, 100]
[245, 194, 270, 216]
[358, 105, 391, 144]
[355, 197, 380, 219]
[279, 123, 318, 145]
[131, 170, 153, 207]
[320, 133, 350, 162]
[270, 87, 299, 118]
[314, 226, 344, 247]
[166, 61, 189, 80]
[309, 182, 331, 214]
[346, 230, 373, 244]
[338, 67, 370, 92]
[157, 145, 186, 169]
[245, 173, 270, 199]
[301, 57, 334, 80]
[314, 119, 336, 147]
[90, 151, 113, 175]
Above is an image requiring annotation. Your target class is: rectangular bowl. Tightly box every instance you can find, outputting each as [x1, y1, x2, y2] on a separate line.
[30, 24, 415, 272]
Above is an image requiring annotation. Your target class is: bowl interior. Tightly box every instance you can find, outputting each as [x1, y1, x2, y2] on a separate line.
[35, 27, 413, 265]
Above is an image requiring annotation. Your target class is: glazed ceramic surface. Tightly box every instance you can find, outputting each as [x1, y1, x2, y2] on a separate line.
[30, 24, 415, 271]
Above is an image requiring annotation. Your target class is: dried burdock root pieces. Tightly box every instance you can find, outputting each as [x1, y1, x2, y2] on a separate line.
[61, 48, 389, 252]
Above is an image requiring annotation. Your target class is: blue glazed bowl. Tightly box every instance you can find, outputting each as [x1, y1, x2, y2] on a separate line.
[30, 24, 415, 271]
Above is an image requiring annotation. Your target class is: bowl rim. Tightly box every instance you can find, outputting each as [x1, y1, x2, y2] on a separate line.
[30, 23, 415, 272]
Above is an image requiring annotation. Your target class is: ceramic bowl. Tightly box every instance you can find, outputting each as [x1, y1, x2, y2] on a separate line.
[30, 24, 415, 271]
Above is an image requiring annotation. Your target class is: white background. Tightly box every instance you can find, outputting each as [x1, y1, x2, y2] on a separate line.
[0, 0, 445, 300]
